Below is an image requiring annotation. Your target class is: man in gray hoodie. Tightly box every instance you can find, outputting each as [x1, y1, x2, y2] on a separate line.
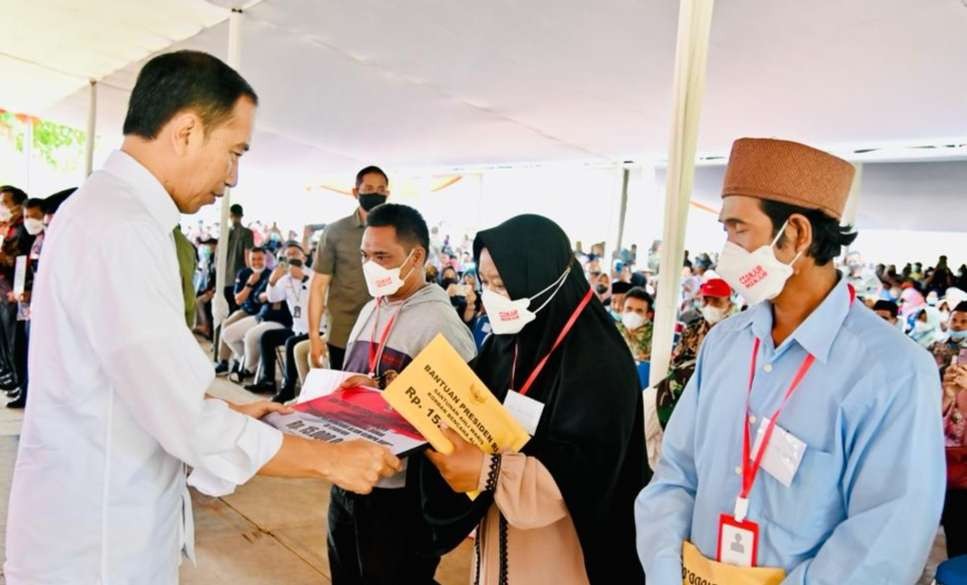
[328, 203, 477, 585]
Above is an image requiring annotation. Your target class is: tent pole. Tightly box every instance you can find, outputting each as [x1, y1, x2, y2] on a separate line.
[616, 166, 631, 254]
[841, 162, 863, 255]
[84, 80, 97, 177]
[213, 7, 244, 330]
[841, 162, 863, 227]
[649, 0, 716, 387]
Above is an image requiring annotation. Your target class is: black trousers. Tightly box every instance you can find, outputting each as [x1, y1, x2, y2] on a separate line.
[943, 488, 967, 558]
[327, 485, 440, 585]
[328, 343, 346, 370]
[14, 320, 28, 394]
[0, 303, 17, 379]
[258, 330, 309, 399]
[223, 285, 239, 315]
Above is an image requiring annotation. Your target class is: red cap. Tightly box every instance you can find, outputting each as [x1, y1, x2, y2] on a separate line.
[700, 278, 732, 299]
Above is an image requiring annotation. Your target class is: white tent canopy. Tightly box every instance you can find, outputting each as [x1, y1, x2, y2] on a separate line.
[4, 0, 966, 178]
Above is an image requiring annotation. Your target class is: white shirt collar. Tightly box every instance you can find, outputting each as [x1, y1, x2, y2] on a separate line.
[102, 150, 181, 230]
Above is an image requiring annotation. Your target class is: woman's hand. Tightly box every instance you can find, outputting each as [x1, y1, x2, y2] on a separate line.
[425, 427, 484, 493]
[339, 374, 379, 389]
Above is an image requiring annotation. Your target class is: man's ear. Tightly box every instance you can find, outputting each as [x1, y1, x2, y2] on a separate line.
[786, 213, 813, 257]
[168, 111, 201, 156]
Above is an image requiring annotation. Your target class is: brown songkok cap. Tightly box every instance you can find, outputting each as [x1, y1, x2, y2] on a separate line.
[722, 138, 856, 220]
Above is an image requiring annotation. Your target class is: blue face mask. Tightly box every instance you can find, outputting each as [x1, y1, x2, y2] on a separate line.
[949, 330, 967, 341]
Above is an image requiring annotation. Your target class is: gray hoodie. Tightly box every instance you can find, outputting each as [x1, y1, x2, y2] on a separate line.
[344, 283, 477, 380]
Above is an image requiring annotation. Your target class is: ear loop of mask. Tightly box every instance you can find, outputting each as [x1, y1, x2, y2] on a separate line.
[772, 219, 805, 267]
[528, 266, 573, 314]
[396, 249, 417, 281]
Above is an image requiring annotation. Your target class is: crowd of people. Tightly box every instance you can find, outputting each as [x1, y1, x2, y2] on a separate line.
[0, 185, 75, 409]
[3, 49, 966, 585]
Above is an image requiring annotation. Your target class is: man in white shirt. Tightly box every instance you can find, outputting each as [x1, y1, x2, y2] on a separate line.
[4, 50, 400, 585]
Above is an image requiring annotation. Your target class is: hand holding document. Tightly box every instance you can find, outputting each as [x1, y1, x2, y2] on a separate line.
[265, 384, 428, 457]
[382, 334, 530, 456]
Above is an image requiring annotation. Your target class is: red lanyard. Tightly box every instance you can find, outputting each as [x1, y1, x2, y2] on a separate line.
[510, 287, 595, 397]
[739, 338, 815, 507]
[736, 284, 855, 518]
[367, 300, 406, 376]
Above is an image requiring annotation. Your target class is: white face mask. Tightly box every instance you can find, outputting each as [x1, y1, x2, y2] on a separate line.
[363, 251, 415, 298]
[482, 267, 571, 336]
[0, 207, 11, 222]
[621, 311, 647, 331]
[24, 218, 45, 236]
[701, 305, 728, 325]
[716, 220, 803, 306]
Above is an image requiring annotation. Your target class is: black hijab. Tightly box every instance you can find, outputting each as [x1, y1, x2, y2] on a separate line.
[414, 215, 649, 583]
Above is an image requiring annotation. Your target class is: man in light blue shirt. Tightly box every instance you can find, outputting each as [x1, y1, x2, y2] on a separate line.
[635, 138, 945, 584]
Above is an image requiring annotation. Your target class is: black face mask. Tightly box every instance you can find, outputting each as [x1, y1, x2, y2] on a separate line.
[358, 193, 387, 212]
[288, 258, 304, 268]
[596, 284, 609, 295]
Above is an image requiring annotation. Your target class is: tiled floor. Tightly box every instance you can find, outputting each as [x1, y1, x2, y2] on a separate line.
[0, 373, 948, 584]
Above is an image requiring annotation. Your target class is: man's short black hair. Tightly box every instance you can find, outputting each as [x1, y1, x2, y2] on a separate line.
[873, 300, 899, 317]
[625, 286, 654, 311]
[954, 301, 967, 314]
[366, 203, 430, 255]
[43, 188, 76, 215]
[0, 185, 28, 206]
[123, 50, 257, 140]
[230, 203, 244, 216]
[24, 198, 45, 211]
[760, 200, 858, 266]
[250, 246, 266, 255]
[356, 165, 389, 189]
[284, 241, 304, 253]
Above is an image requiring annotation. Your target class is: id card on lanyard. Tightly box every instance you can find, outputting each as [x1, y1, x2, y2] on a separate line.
[504, 287, 594, 435]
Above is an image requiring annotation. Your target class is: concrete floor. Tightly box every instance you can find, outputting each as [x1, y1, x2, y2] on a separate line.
[0, 369, 949, 584]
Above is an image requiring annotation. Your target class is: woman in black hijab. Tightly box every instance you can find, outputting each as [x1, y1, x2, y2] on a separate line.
[415, 215, 649, 584]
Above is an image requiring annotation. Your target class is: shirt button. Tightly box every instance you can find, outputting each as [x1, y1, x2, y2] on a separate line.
[735, 466, 742, 476]
[763, 363, 773, 373]
[749, 416, 757, 425]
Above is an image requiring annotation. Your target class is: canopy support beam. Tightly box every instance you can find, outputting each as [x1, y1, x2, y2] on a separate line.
[649, 0, 716, 387]
[616, 166, 631, 253]
[213, 7, 245, 328]
[84, 80, 97, 177]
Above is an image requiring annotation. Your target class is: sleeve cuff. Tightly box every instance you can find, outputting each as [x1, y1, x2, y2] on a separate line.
[187, 405, 284, 497]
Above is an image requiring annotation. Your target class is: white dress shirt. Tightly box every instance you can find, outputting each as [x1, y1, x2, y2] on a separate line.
[4, 151, 284, 585]
[266, 272, 314, 335]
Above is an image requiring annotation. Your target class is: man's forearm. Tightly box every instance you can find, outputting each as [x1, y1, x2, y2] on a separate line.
[235, 286, 252, 304]
[308, 282, 327, 339]
[258, 434, 330, 478]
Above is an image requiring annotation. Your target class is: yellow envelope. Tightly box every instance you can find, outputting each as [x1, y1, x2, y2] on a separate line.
[682, 541, 785, 585]
[383, 334, 530, 458]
